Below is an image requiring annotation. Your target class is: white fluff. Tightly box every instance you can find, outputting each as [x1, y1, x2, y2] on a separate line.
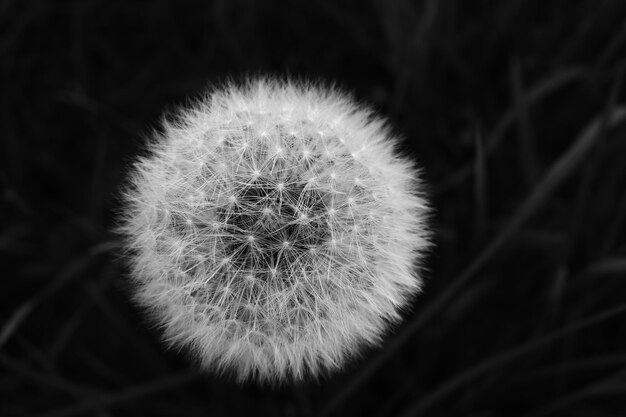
[118, 77, 431, 383]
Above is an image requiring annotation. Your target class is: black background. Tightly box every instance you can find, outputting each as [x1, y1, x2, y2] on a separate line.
[2, 0, 626, 416]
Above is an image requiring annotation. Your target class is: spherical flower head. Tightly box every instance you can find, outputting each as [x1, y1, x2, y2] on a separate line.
[118, 77, 431, 384]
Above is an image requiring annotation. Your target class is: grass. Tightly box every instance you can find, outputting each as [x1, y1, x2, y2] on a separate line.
[1, 0, 626, 416]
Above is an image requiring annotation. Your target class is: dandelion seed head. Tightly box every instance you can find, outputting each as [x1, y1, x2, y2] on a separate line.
[118, 77, 431, 384]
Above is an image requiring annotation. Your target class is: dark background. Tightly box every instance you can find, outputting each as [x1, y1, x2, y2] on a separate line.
[2, 0, 626, 416]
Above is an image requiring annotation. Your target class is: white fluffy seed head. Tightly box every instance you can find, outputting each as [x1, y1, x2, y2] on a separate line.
[117, 77, 431, 384]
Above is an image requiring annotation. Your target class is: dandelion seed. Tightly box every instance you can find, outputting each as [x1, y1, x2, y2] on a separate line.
[117, 77, 431, 384]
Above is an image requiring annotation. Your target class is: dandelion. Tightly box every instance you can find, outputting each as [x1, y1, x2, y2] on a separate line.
[118, 77, 431, 384]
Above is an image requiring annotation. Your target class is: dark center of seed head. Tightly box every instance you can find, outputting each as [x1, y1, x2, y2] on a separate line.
[222, 175, 331, 281]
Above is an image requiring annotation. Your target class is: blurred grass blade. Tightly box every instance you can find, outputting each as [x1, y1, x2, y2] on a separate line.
[0, 302, 36, 350]
[510, 56, 539, 185]
[0, 242, 113, 351]
[438, 67, 587, 193]
[0, 353, 96, 398]
[31, 372, 198, 417]
[529, 370, 626, 417]
[473, 128, 487, 238]
[398, 303, 626, 417]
